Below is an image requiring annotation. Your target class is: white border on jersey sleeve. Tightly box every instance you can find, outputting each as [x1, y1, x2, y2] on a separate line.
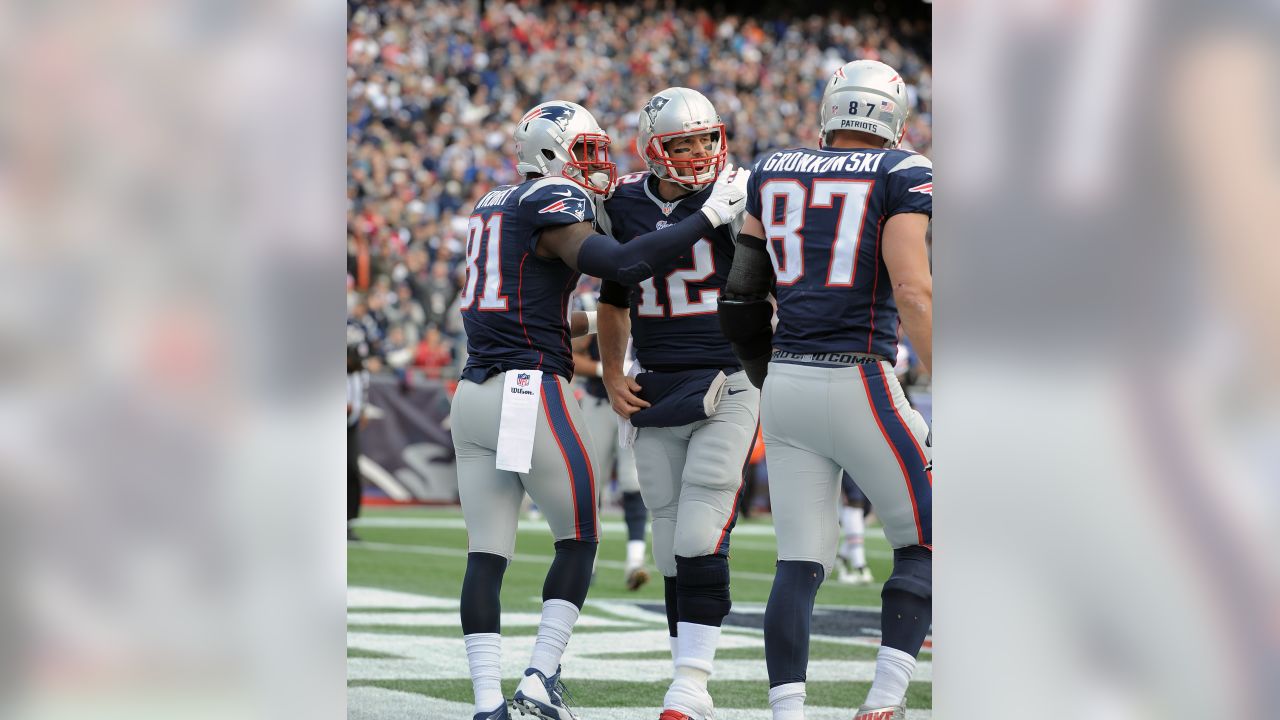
[518, 176, 590, 204]
[888, 154, 933, 174]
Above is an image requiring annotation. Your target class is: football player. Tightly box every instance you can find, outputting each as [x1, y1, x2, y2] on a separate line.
[452, 100, 749, 720]
[596, 87, 757, 720]
[717, 61, 933, 720]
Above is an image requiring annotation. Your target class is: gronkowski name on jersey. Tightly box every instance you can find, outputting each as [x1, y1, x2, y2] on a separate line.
[460, 177, 596, 382]
[746, 147, 932, 359]
[603, 172, 740, 372]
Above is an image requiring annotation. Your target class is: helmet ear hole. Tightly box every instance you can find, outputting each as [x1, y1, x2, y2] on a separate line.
[541, 149, 555, 160]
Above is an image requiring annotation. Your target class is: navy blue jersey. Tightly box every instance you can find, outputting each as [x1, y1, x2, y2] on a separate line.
[460, 177, 596, 382]
[603, 172, 739, 371]
[746, 147, 932, 358]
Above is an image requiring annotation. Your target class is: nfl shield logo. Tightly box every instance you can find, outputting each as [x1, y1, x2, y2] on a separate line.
[516, 373, 531, 387]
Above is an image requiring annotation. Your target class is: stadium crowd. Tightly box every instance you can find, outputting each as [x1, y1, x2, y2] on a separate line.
[346, 0, 932, 378]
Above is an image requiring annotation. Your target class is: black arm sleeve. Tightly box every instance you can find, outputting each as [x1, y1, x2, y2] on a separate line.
[598, 279, 631, 308]
[576, 211, 714, 284]
[718, 232, 776, 389]
[724, 233, 774, 300]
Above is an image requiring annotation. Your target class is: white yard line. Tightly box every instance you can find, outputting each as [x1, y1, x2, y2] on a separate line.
[347, 626, 933, 682]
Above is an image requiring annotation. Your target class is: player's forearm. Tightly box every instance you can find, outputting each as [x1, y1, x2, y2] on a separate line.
[895, 286, 932, 374]
[569, 310, 596, 338]
[597, 303, 631, 377]
[576, 212, 714, 283]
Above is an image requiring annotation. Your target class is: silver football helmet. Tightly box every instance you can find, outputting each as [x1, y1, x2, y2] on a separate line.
[514, 100, 616, 195]
[637, 87, 727, 189]
[819, 60, 910, 149]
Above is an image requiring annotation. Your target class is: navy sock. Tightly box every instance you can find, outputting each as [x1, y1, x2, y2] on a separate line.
[460, 552, 508, 634]
[880, 545, 932, 656]
[764, 560, 824, 687]
[881, 588, 932, 656]
[542, 539, 597, 608]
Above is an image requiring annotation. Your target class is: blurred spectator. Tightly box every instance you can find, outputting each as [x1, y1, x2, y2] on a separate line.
[387, 283, 427, 345]
[414, 326, 455, 380]
[348, 300, 383, 350]
[382, 324, 416, 371]
[364, 292, 391, 340]
[421, 260, 459, 328]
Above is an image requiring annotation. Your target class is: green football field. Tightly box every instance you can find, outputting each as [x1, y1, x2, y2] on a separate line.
[348, 506, 932, 719]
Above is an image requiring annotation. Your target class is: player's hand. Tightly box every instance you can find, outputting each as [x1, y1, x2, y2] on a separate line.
[699, 163, 751, 228]
[604, 372, 649, 419]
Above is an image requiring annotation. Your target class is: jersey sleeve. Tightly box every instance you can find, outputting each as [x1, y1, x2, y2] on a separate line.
[518, 179, 597, 252]
[745, 154, 768, 219]
[884, 153, 933, 218]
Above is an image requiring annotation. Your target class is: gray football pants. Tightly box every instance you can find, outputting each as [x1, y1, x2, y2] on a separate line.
[634, 370, 760, 578]
[762, 360, 932, 575]
[451, 373, 599, 559]
[578, 392, 640, 498]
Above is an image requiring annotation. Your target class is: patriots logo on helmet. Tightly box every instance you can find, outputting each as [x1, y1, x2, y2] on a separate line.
[538, 195, 587, 221]
[522, 104, 576, 132]
[643, 95, 670, 126]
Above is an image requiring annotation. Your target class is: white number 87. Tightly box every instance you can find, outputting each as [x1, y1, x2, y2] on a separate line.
[760, 179, 874, 287]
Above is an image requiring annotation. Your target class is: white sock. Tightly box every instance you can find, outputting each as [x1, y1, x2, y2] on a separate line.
[669, 635, 679, 676]
[841, 507, 866, 567]
[626, 539, 646, 568]
[863, 646, 916, 708]
[769, 682, 806, 720]
[529, 599, 579, 677]
[673, 621, 720, 685]
[464, 632, 504, 713]
[662, 621, 720, 711]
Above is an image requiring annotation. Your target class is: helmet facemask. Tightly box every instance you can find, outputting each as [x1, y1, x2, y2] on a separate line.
[559, 132, 616, 195]
[645, 126, 727, 190]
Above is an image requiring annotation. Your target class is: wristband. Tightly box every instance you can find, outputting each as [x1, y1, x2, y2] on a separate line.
[585, 311, 598, 335]
[595, 362, 605, 378]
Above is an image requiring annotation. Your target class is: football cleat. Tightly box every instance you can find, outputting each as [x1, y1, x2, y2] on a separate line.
[854, 702, 906, 720]
[625, 565, 651, 591]
[512, 666, 579, 720]
[474, 704, 511, 720]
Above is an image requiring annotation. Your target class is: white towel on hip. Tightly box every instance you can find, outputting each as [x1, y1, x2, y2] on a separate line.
[496, 369, 543, 472]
